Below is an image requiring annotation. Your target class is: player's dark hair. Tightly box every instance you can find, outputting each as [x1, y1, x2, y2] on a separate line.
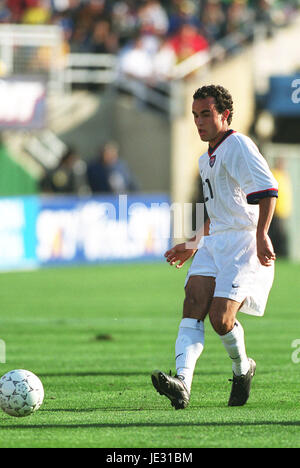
[193, 85, 234, 125]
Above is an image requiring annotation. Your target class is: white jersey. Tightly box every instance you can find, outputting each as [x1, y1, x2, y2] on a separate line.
[198, 130, 278, 235]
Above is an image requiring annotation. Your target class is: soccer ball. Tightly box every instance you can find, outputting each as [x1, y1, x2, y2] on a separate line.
[0, 369, 44, 417]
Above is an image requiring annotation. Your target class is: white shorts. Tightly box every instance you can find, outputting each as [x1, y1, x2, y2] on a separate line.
[185, 230, 275, 316]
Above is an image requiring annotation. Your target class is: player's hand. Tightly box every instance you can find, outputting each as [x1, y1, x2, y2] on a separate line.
[256, 233, 276, 266]
[164, 243, 197, 269]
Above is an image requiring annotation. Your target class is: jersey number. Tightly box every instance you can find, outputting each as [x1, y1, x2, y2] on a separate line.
[204, 178, 214, 201]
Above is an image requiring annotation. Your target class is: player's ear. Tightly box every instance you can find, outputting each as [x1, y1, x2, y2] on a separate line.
[222, 109, 230, 122]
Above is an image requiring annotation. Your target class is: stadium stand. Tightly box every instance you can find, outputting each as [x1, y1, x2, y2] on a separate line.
[0, 1, 298, 94]
[0, 0, 299, 197]
[1, 1, 299, 82]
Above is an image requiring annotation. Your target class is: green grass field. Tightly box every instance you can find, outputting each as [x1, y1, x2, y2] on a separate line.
[0, 259, 299, 449]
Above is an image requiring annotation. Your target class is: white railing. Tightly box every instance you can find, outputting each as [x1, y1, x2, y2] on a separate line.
[62, 23, 261, 115]
[64, 51, 176, 113]
[64, 53, 117, 84]
[0, 24, 65, 92]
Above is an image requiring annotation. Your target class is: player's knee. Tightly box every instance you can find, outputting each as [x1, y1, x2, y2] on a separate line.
[209, 312, 235, 336]
[183, 287, 203, 319]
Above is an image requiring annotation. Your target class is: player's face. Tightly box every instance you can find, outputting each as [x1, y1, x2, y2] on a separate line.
[192, 97, 229, 146]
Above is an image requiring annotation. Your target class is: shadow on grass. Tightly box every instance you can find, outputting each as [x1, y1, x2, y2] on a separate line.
[39, 372, 151, 377]
[38, 371, 226, 378]
[2, 421, 300, 430]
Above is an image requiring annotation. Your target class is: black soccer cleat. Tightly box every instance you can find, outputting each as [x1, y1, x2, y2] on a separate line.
[228, 358, 256, 407]
[151, 370, 190, 410]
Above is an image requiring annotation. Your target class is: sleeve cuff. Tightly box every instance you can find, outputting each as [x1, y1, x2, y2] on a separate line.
[247, 188, 278, 205]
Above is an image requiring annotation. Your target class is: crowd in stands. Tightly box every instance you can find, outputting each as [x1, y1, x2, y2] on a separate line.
[1, 0, 299, 82]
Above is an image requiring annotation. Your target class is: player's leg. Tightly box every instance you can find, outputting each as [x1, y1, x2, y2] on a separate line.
[175, 275, 215, 392]
[152, 240, 216, 409]
[209, 297, 250, 374]
[209, 297, 256, 406]
[152, 275, 215, 409]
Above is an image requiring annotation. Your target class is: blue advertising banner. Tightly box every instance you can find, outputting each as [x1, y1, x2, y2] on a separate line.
[0, 194, 172, 270]
[36, 194, 171, 266]
[266, 75, 300, 116]
[0, 196, 38, 270]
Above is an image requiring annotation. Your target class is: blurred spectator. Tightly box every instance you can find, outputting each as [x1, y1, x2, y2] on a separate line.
[111, 0, 139, 46]
[152, 37, 176, 80]
[168, 22, 209, 62]
[0, 1, 11, 23]
[51, 0, 82, 13]
[70, 20, 91, 53]
[254, 0, 274, 36]
[269, 157, 293, 257]
[201, 0, 226, 43]
[68, 0, 109, 52]
[50, 0, 74, 13]
[223, 0, 254, 36]
[218, 0, 255, 54]
[89, 19, 119, 54]
[87, 141, 139, 194]
[21, 3, 51, 24]
[6, 0, 40, 22]
[137, 0, 169, 37]
[167, 0, 201, 36]
[119, 35, 154, 81]
[40, 146, 89, 194]
[119, 32, 177, 82]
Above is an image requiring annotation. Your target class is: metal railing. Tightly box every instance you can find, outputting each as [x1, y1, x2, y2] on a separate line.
[64, 53, 117, 85]
[0, 24, 65, 92]
[62, 24, 259, 115]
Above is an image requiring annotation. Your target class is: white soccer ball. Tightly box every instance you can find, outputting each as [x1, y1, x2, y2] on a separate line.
[0, 369, 44, 417]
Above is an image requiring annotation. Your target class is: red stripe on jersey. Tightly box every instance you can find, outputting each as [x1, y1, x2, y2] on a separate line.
[247, 188, 278, 197]
[247, 188, 278, 205]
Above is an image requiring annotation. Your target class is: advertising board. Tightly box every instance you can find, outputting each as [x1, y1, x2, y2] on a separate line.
[0, 194, 171, 270]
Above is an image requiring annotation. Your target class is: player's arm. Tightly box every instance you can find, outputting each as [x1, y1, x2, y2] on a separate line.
[225, 135, 278, 266]
[256, 197, 277, 267]
[165, 217, 210, 269]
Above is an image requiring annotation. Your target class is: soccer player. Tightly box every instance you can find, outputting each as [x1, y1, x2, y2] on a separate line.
[151, 85, 278, 408]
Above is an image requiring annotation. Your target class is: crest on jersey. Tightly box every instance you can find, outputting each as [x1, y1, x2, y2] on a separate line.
[209, 155, 216, 167]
